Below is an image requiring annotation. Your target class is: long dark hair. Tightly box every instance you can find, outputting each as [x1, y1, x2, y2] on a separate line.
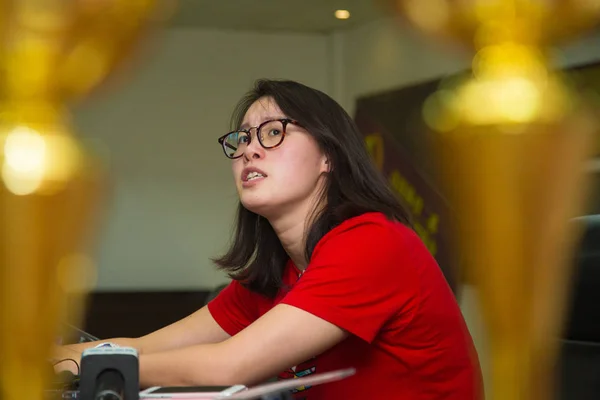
[213, 79, 412, 298]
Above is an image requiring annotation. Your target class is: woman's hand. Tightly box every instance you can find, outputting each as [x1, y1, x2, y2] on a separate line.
[51, 345, 82, 374]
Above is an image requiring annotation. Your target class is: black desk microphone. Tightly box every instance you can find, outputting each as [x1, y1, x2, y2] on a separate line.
[79, 346, 139, 400]
[94, 369, 125, 400]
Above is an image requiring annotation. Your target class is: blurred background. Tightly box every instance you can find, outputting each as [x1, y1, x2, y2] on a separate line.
[65, 0, 600, 396]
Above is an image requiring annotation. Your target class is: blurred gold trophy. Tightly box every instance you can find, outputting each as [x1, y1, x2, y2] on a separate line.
[0, 1, 170, 400]
[383, 0, 600, 398]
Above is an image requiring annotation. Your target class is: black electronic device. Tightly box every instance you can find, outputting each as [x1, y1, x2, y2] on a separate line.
[79, 347, 139, 400]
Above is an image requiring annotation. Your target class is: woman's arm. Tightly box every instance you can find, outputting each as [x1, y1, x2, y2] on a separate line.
[54, 305, 230, 369]
[137, 304, 348, 387]
[135, 220, 415, 387]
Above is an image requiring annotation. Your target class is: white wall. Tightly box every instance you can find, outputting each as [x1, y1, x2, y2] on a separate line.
[74, 27, 332, 291]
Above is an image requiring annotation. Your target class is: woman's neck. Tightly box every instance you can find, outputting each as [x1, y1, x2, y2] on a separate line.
[267, 179, 327, 270]
[270, 211, 309, 270]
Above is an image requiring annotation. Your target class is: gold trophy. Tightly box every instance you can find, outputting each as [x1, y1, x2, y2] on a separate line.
[382, 0, 600, 398]
[0, 2, 171, 400]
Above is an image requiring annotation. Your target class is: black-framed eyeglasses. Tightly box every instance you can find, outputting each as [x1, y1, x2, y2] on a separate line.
[217, 118, 299, 159]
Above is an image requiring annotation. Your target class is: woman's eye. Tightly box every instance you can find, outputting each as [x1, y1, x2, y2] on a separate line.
[268, 129, 281, 136]
[237, 135, 249, 144]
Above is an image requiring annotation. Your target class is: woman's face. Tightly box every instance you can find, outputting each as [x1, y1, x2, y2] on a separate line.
[231, 97, 329, 219]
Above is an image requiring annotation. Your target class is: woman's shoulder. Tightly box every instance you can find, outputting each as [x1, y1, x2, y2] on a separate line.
[304, 212, 431, 293]
[313, 212, 422, 257]
[328, 211, 416, 240]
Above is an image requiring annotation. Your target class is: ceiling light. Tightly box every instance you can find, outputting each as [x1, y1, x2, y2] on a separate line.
[335, 9, 351, 20]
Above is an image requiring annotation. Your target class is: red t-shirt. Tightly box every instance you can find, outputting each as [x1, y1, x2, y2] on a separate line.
[208, 212, 482, 399]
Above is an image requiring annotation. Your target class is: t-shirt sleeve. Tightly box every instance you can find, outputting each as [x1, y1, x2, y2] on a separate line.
[207, 280, 259, 336]
[280, 219, 421, 343]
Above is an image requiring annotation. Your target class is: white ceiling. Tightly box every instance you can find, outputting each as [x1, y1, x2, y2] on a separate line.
[167, 0, 389, 33]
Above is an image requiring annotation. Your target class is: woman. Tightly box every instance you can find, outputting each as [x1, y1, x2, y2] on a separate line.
[56, 79, 482, 399]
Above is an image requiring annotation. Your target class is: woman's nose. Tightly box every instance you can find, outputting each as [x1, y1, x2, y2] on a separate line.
[243, 129, 264, 160]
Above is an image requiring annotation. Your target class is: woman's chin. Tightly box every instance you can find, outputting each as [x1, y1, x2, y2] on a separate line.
[241, 197, 271, 215]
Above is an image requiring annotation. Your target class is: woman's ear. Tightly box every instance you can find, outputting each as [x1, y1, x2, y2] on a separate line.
[321, 157, 331, 173]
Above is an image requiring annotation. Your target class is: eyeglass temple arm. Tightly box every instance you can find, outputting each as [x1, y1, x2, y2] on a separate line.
[223, 141, 237, 152]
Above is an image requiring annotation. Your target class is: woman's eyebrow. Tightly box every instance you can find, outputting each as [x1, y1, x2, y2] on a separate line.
[239, 116, 286, 130]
